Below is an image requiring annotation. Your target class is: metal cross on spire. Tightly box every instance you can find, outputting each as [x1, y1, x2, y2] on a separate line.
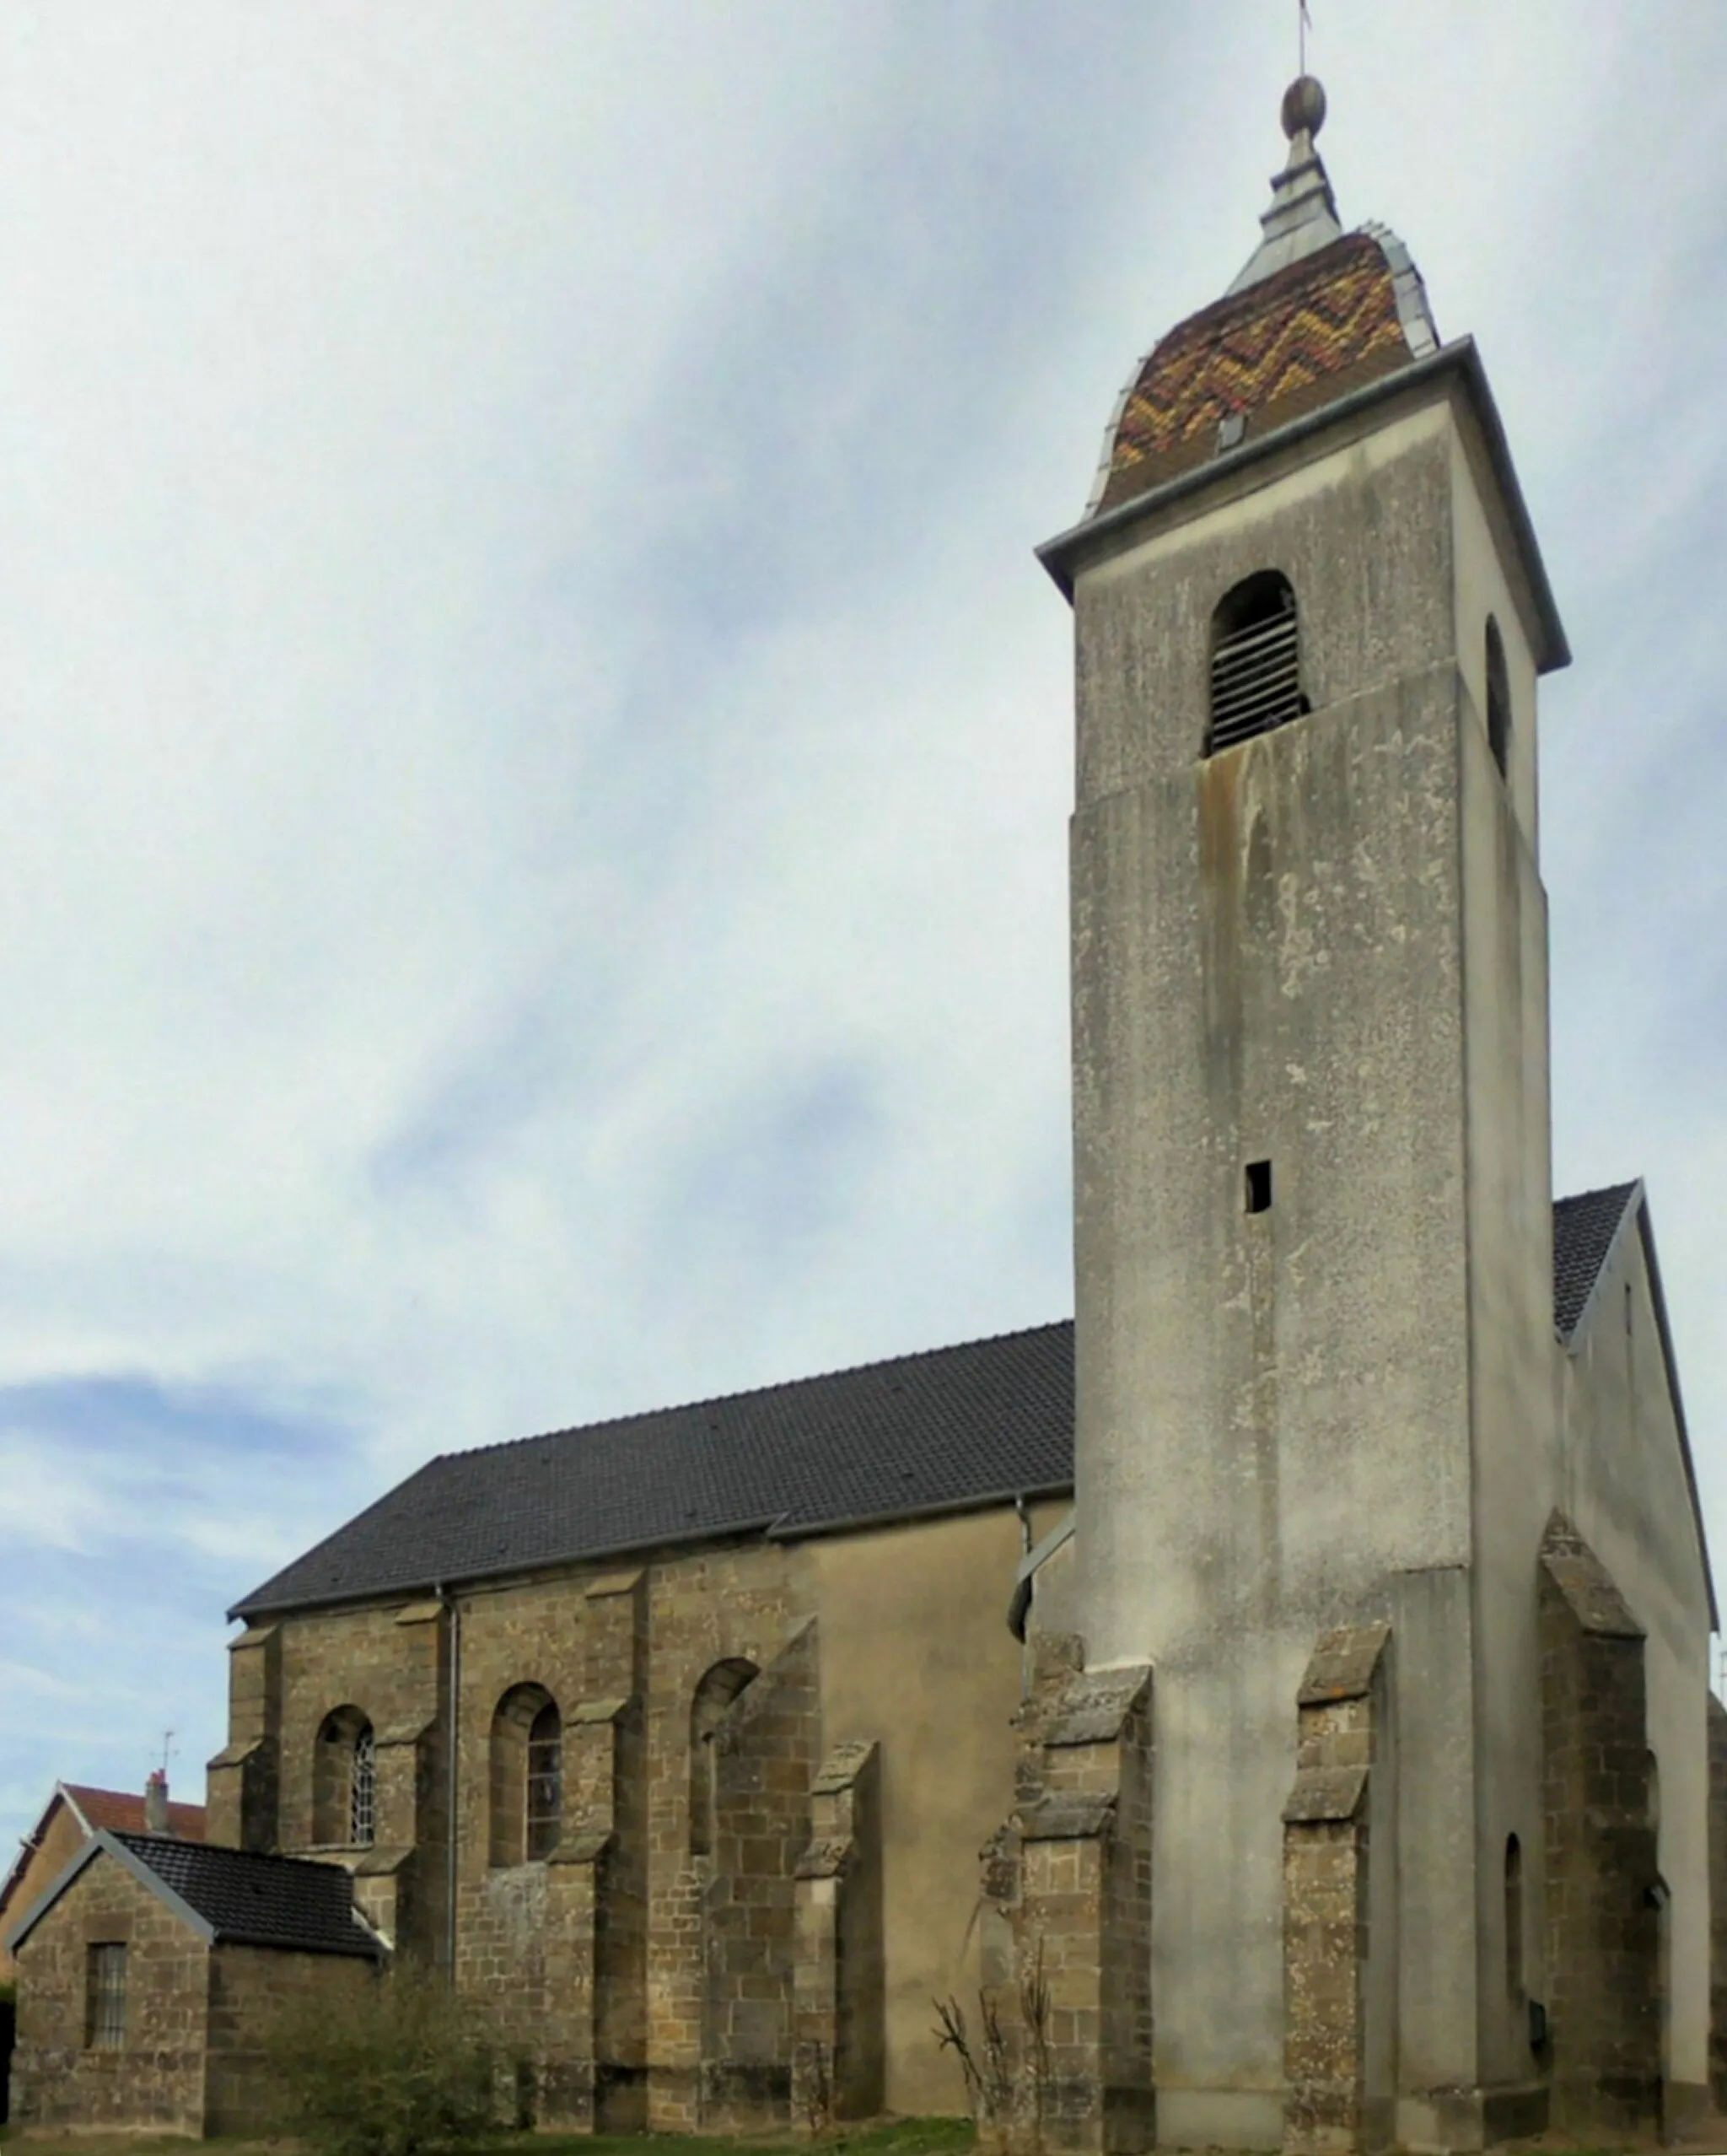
[1299, 0, 1313, 78]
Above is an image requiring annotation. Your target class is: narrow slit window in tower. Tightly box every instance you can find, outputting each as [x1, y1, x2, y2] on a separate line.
[1485, 617, 1511, 779]
[1245, 1160, 1273, 1214]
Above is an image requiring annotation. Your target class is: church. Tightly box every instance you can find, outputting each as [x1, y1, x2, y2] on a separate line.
[7, 73, 1721, 2156]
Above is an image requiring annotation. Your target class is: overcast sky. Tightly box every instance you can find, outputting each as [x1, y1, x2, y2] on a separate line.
[1, 3, 1723, 1867]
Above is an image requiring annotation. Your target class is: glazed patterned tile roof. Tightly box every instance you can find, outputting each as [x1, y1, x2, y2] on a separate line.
[1552, 1181, 1641, 1340]
[232, 1189, 1640, 1618]
[1096, 230, 1421, 516]
[114, 1832, 380, 1958]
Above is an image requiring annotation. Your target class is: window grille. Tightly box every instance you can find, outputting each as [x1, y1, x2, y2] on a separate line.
[350, 1723, 376, 1847]
[1208, 572, 1305, 754]
[525, 1703, 562, 1860]
[86, 1943, 126, 2050]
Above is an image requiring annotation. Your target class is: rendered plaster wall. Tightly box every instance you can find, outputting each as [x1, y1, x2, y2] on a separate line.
[798, 1501, 1043, 2116]
[9, 1853, 208, 2135]
[1560, 1222, 1714, 2113]
[1067, 391, 1484, 2147]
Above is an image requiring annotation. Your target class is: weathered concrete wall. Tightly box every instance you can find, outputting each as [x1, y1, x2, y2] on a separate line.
[9, 1851, 208, 2135]
[1451, 426, 1561, 2113]
[1068, 392, 1482, 2148]
[1560, 1212, 1714, 2116]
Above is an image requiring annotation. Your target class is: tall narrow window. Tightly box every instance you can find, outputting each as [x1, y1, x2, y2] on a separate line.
[1504, 1835, 1524, 2002]
[1485, 617, 1511, 779]
[688, 1658, 759, 1860]
[86, 1943, 127, 2049]
[314, 1706, 374, 1846]
[350, 1723, 376, 1847]
[525, 1702, 562, 1860]
[490, 1683, 559, 1867]
[1208, 570, 1306, 754]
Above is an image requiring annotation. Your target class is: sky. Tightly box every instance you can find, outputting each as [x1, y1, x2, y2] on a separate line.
[0, 2, 1724, 1868]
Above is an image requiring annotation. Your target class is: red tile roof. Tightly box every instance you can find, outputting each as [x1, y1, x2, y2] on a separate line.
[64, 1783, 207, 1841]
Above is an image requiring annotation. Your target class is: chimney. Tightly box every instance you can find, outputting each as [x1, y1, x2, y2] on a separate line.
[144, 1769, 171, 1835]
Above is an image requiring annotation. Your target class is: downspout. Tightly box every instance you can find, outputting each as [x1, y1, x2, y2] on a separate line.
[1014, 1496, 1034, 1700]
[436, 1582, 461, 1985]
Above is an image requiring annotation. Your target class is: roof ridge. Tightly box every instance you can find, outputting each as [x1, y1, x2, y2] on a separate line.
[1553, 1177, 1642, 1213]
[439, 1316, 1077, 1466]
[115, 1831, 334, 1874]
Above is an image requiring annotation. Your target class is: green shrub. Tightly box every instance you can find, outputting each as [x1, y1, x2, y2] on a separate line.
[261, 1964, 526, 2156]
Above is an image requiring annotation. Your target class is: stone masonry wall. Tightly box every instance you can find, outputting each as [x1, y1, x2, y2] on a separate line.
[794, 1738, 884, 2124]
[204, 1941, 376, 2137]
[987, 1652, 1154, 2156]
[1539, 1512, 1661, 2137]
[207, 1622, 282, 1853]
[9, 1850, 209, 2135]
[1708, 1692, 1727, 2110]
[701, 1617, 821, 2131]
[1281, 1623, 1392, 2156]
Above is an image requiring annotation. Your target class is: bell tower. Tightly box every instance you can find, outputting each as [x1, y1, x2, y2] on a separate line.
[1041, 78, 1570, 2149]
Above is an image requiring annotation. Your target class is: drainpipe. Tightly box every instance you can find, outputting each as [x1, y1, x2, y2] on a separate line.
[435, 1582, 461, 1985]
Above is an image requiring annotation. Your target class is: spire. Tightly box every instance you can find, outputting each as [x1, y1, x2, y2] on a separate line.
[1226, 75, 1342, 296]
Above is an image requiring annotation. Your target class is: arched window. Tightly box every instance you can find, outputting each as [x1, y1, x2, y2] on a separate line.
[313, 1706, 375, 1848]
[1208, 570, 1307, 755]
[688, 1658, 759, 1860]
[1485, 616, 1511, 779]
[1504, 1834, 1523, 2001]
[490, 1684, 559, 1867]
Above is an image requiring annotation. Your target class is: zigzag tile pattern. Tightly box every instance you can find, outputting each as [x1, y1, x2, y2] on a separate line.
[1101, 232, 1412, 511]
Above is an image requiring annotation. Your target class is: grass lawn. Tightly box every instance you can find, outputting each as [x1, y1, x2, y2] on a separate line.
[0, 2118, 978, 2156]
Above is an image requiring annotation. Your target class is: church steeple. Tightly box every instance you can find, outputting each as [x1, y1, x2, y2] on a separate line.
[1041, 68, 1574, 2150]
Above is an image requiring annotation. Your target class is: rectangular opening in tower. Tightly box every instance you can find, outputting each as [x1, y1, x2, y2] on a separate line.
[1245, 1160, 1272, 1214]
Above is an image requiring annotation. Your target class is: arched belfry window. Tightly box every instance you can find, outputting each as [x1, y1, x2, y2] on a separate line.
[688, 1657, 759, 1860]
[1208, 570, 1307, 755]
[490, 1684, 561, 1866]
[313, 1706, 375, 1847]
[1485, 616, 1511, 779]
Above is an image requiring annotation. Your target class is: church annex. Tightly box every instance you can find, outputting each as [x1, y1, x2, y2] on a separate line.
[8, 75, 1722, 2156]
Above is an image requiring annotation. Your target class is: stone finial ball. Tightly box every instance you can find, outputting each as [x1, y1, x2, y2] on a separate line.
[1281, 74, 1327, 140]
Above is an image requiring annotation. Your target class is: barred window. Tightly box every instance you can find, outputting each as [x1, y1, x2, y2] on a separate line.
[1208, 570, 1307, 755]
[350, 1722, 376, 1847]
[525, 1702, 562, 1860]
[86, 1943, 126, 2049]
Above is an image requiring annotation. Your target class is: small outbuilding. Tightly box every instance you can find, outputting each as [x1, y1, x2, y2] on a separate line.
[4, 1829, 382, 2137]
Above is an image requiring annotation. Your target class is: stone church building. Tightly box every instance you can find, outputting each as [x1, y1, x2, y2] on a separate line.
[8, 76, 1724, 2154]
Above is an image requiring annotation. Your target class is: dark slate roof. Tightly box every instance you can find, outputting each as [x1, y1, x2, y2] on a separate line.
[234, 1320, 1075, 1619]
[232, 1191, 1641, 1620]
[1553, 1181, 1639, 1339]
[116, 1832, 379, 1958]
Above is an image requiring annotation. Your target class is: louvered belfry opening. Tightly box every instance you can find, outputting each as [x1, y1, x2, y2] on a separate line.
[1208, 569, 1305, 753]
